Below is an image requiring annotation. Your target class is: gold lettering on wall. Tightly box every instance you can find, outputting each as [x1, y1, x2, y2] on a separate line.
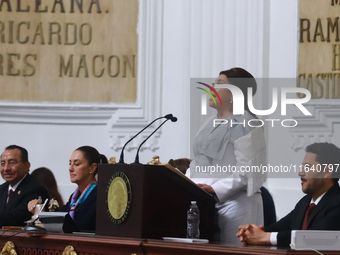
[0, 0, 138, 103]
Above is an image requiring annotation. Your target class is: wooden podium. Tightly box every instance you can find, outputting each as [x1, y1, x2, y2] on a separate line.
[96, 164, 215, 240]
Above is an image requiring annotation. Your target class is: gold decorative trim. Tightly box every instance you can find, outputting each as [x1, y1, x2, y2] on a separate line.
[62, 245, 77, 255]
[0, 241, 17, 255]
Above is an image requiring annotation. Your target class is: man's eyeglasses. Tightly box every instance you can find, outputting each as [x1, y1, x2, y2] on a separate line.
[0, 160, 23, 167]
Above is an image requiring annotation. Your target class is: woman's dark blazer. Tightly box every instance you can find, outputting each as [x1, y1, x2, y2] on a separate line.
[61, 186, 97, 232]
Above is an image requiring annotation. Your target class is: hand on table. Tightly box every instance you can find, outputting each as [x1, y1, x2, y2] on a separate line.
[27, 199, 38, 214]
[236, 224, 271, 245]
[197, 184, 215, 194]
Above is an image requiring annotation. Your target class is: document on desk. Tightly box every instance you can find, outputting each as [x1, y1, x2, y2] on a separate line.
[38, 212, 68, 233]
[162, 237, 209, 243]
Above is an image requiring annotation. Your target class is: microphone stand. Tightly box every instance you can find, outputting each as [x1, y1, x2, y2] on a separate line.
[118, 114, 173, 164]
[133, 117, 177, 164]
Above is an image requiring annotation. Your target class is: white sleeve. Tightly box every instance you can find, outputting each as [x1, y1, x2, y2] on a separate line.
[270, 232, 278, 245]
[211, 148, 248, 203]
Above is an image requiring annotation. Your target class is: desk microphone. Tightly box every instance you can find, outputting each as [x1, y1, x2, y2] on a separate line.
[133, 116, 177, 164]
[118, 114, 174, 164]
[24, 217, 47, 234]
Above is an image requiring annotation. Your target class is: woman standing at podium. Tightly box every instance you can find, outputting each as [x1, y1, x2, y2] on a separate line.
[186, 67, 266, 244]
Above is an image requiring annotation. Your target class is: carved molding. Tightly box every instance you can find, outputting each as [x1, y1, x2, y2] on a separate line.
[0, 103, 119, 125]
[107, 0, 164, 150]
[290, 100, 340, 151]
[110, 134, 159, 152]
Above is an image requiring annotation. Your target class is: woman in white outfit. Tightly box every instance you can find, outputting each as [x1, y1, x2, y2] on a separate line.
[186, 67, 266, 245]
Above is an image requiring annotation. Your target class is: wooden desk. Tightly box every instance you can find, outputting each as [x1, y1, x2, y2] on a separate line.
[143, 239, 337, 255]
[0, 230, 339, 255]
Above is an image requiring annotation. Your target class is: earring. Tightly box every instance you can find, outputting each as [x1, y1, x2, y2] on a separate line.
[89, 172, 92, 174]
[230, 98, 233, 104]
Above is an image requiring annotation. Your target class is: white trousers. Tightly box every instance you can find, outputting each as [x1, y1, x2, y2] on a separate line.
[216, 191, 263, 245]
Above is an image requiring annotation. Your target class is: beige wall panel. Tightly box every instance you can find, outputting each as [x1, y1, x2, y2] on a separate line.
[0, 0, 138, 103]
[299, 0, 340, 98]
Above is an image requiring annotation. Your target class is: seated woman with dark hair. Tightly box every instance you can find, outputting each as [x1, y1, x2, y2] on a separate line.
[60, 145, 100, 232]
[31, 167, 64, 207]
[29, 146, 100, 232]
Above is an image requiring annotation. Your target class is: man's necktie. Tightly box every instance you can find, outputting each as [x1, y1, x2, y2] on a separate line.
[6, 189, 13, 205]
[302, 203, 316, 230]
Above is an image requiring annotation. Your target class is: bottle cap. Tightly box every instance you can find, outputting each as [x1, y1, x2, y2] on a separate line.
[191, 201, 196, 204]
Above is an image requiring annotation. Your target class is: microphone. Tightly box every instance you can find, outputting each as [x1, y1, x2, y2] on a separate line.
[133, 116, 178, 164]
[118, 114, 174, 164]
[24, 216, 47, 234]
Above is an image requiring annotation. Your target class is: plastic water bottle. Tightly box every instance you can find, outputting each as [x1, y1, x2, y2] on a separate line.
[187, 201, 200, 239]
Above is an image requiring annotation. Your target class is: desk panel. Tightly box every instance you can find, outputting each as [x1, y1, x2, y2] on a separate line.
[0, 230, 339, 255]
[0, 231, 143, 255]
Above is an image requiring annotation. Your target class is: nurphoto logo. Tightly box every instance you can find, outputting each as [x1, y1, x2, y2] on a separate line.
[196, 82, 312, 128]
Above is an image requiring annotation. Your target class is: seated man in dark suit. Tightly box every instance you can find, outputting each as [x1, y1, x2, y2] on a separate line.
[0, 145, 49, 227]
[236, 142, 340, 247]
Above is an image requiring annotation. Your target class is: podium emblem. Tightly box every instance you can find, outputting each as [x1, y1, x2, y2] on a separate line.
[107, 172, 132, 224]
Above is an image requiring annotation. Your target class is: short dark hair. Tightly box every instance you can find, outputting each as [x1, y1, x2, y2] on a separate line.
[305, 142, 340, 183]
[5, 145, 29, 162]
[219, 67, 257, 118]
[75, 146, 101, 174]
